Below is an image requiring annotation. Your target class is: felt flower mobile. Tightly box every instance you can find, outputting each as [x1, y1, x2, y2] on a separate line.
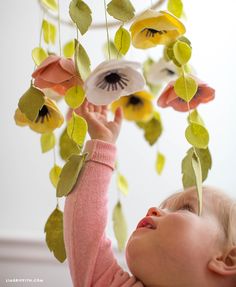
[110, 91, 154, 122]
[14, 97, 64, 133]
[157, 77, 215, 112]
[84, 59, 145, 105]
[146, 58, 178, 85]
[130, 10, 186, 49]
[32, 55, 83, 96]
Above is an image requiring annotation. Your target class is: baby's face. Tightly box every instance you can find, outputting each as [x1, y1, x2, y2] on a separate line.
[126, 187, 224, 287]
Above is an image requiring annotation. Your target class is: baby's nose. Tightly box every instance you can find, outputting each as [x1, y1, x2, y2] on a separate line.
[146, 207, 163, 217]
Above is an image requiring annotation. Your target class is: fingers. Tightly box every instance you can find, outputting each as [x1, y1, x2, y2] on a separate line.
[114, 107, 123, 126]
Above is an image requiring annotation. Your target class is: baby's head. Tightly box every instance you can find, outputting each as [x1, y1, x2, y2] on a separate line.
[126, 186, 236, 287]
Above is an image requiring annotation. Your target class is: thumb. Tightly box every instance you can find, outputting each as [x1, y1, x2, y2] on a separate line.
[114, 107, 123, 126]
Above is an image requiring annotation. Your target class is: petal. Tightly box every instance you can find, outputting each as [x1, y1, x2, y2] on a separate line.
[14, 108, 28, 126]
[157, 81, 175, 107]
[34, 77, 55, 89]
[59, 57, 76, 75]
[32, 55, 60, 78]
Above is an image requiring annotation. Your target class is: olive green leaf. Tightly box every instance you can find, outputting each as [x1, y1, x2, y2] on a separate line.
[173, 40, 192, 65]
[75, 40, 91, 81]
[107, 0, 135, 22]
[41, 0, 58, 11]
[49, 165, 62, 188]
[56, 153, 87, 197]
[112, 201, 128, 251]
[174, 75, 198, 102]
[185, 123, 209, 149]
[192, 152, 203, 216]
[67, 112, 88, 147]
[32, 47, 48, 65]
[117, 172, 129, 196]
[188, 109, 205, 126]
[182, 147, 212, 188]
[63, 40, 75, 58]
[40, 132, 56, 153]
[18, 86, 45, 121]
[59, 128, 81, 161]
[103, 41, 122, 59]
[42, 19, 56, 45]
[167, 0, 183, 18]
[114, 26, 131, 56]
[44, 207, 66, 262]
[69, 0, 92, 35]
[155, 152, 165, 175]
[65, 86, 85, 109]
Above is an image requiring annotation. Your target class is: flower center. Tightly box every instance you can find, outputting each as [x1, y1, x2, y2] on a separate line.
[126, 95, 143, 107]
[161, 68, 176, 76]
[35, 105, 51, 123]
[142, 28, 167, 38]
[96, 72, 129, 91]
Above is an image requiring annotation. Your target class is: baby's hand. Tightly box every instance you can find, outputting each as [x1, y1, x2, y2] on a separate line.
[74, 99, 123, 144]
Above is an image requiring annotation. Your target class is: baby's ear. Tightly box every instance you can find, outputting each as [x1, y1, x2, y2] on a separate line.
[208, 247, 236, 276]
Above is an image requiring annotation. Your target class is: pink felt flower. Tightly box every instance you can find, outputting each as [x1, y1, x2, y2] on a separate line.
[32, 55, 83, 95]
[157, 77, 215, 112]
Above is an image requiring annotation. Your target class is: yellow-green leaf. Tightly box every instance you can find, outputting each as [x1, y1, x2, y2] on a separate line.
[42, 19, 56, 45]
[107, 0, 135, 22]
[191, 152, 203, 215]
[44, 207, 66, 262]
[67, 112, 88, 147]
[185, 123, 209, 149]
[117, 172, 129, 196]
[75, 40, 91, 81]
[63, 40, 75, 58]
[65, 86, 85, 109]
[188, 109, 205, 126]
[103, 41, 122, 60]
[49, 165, 62, 188]
[59, 128, 81, 161]
[155, 152, 165, 175]
[41, 0, 58, 11]
[32, 47, 48, 65]
[57, 153, 87, 197]
[112, 201, 128, 251]
[40, 132, 56, 153]
[174, 75, 198, 102]
[18, 86, 45, 121]
[114, 26, 131, 56]
[69, 0, 92, 35]
[167, 0, 183, 18]
[173, 40, 191, 65]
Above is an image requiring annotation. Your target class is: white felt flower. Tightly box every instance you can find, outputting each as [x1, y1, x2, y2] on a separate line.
[146, 58, 178, 85]
[84, 59, 145, 105]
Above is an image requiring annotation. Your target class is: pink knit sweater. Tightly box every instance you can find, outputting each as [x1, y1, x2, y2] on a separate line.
[64, 139, 144, 287]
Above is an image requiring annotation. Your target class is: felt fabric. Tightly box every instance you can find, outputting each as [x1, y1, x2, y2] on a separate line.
[64, 139, 143, 287]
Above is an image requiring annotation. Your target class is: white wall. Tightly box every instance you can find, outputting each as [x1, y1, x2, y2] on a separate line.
[1, 0, 236, 285]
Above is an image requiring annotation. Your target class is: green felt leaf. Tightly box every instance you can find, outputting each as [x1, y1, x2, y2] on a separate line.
[136, 111, 163, 146]
[182, 147, 212, 189]
[155, 152, 165, 175]
[59, 128, 81, 161]
[40, 132, 56, 153]
[114, 26, 131, 56]
[41, 0, 58, 11]
[188, 109, 205, 126]
[103, 41, 122, 59]
[107, 0, 135, 22]
[178, 36, 191, 47]
[75, 40, 91, 81]
[42, 20, 56, 45]
[65, 86, 85, 109]
[185, 123, 209, 149]
[173, 40, 192, 65]
[67, 112, 88, 147]
[192, 152, 203, 215]
[32, 47, 48, 65]
[69, 0, 92, 35]
[174, 75, 198, 102]
[167, 0, 183, 18]
[57, 153, 87, 197]
[44, 207, 66, 262]
[18, 86, 45, 121]
[165, 42, 181, 67]
[112, 201, 128, 251]
[117, 172, 129, 196]
[49, 165, 62, 188]
[63, 40, 75, 58]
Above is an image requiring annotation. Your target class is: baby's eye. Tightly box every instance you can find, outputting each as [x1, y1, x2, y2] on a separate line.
[179, 203, 194, 212]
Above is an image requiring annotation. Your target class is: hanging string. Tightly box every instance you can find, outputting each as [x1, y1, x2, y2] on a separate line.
[103, 0, 111, 60]
[57, 0, 62, 56]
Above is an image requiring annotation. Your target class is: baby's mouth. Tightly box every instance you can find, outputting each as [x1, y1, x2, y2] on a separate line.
[136, 217, 156, 230]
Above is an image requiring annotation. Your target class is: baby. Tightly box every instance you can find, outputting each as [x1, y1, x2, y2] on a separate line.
[64, 100, 236, 287]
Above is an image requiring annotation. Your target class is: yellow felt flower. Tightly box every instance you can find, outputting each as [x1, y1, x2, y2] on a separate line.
[111, 91, 154, 122]
[130, 10, 186, 49]
[14, 97, 64, 133]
